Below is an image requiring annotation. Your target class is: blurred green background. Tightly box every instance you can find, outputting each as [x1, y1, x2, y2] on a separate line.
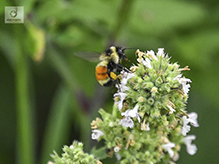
[1, 0, 219, 163]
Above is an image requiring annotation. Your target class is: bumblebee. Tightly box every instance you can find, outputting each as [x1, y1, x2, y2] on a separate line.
[95, 46, 131, 86]
[75, 46, 131, 87]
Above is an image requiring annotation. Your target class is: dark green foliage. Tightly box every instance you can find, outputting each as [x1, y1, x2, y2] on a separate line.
[0, 0, 218, 164]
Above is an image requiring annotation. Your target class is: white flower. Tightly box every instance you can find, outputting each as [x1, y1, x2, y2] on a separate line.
[187, 112, 199, 127]
[91, 130, 104, 140]
[167, 105, 176, 114]
[147, 50, 157, 60]
[142, 57, 152, 68]
[115, 153, 121, 160]
[119, 117, 134, 128]
[114, 146, 120, 152]
[184, 135, 197, 155]
[121, 105, 141, 123]
[142, 122, 150, 131]
[141, 119, 150, 131]
[114, 92, 127, 111]
[181, 112, 199, 136]
[157, 48, 165, 57]
[162, 142, 175, 158]
[145, 122, 150, 131]
[120, 71, 135, 85]
[117, 71, 135, 92]
[137, 56, 143, 63]
[181, 118, 191, 136]
[180, 77, 192, 95]
[172, 153, 179, 161]
[174, 74, 192, 95]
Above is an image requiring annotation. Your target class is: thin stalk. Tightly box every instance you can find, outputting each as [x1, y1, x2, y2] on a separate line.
[112, 102, 118, 119]
[110, 0, 134, 42]
[15, 25, 35, 164]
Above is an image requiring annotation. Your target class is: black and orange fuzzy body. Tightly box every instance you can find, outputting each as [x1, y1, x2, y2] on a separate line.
[95, 46, 130, 87]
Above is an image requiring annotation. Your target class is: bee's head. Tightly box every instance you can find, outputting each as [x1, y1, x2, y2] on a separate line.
[114, 46, 128, 60]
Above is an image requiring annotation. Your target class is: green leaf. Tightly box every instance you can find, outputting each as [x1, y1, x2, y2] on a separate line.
[91, 146, 108, 160]
[40, 86, 72, 164]
[129, 1, 205, 36]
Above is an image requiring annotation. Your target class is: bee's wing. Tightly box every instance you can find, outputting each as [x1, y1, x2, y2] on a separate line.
[74, 52, 101, 62]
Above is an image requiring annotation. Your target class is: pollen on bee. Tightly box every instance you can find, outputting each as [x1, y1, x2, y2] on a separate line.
[110, 72, 117, 80]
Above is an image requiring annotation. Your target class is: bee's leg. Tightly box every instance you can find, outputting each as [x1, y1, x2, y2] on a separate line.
[123, 67, 131, 73]
[109, 72, 121, 91]
[116, 64, 131, 73]
[115, 79, 121, 92]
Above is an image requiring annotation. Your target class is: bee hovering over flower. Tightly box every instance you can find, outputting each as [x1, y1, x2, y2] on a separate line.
[75, 46, 133, 87]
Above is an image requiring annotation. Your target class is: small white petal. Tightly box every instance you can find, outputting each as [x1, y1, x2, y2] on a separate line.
[184, 135, 197, 155]
[120, 71, 135, 86]
[69, 145, 74, 149]
[114, 146, 120, 152]
[181, 122, 191, 136]
[114, 92, 127, 111]
[142, 122, 150, 131]
[119, 117, 134, 128]
[167, 105, 176, 114]
[141, 118, 150, 131]
[121, 105, 141, 123]
[147, 50, 157, 60]
[181, 112, 199, 136]
[115, 153, 121, 160]
[116, 71, 135, 92]
[172, 153, 179, 161]
[187, 144, 197, 155]
[142, 58, 152, 68]
[174, 74, 192, 95]
[157, 48, 165, 57]
[173, 74, 182, 80]
[137, 57, 143, 63]
[162, 143, 175, 158]
[91, 130, 104, 140]
[146, 122, 150, 131]
[188, 112, 199, 127]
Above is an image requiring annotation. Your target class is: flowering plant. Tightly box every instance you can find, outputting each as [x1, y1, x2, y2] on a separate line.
[50, 48, 199, 164]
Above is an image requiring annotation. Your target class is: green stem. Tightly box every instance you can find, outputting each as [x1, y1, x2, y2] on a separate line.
[46, 40, 80, 92]
[15, 25, 35, 164]
[110, 0, 134, 42]
[112, 102, 118, 119]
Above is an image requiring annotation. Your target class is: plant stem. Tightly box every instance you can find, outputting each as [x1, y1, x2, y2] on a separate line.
[15, 25, 35, 164]
[110, 0, 134, 42]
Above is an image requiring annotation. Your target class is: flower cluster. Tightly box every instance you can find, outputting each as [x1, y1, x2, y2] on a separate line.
[91, 49, 199, 164]
[50, 141, 102, 164]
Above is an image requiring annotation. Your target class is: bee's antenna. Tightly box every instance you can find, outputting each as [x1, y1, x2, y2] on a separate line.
[122, 47, 137, 51]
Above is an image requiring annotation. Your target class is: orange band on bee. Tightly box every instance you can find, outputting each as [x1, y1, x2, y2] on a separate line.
[95, 66, 109, 81]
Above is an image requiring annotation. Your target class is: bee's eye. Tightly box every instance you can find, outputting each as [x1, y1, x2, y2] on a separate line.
[118, 49, 122, 53]
[105, 49, 112, 56]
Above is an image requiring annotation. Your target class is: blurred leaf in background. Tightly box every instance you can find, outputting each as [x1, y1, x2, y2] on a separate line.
[0, 0, 219, 164]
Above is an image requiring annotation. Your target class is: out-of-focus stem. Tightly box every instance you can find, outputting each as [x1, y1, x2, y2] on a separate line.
[15, 25, 35, 164]
[110, 0, 134, 42]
